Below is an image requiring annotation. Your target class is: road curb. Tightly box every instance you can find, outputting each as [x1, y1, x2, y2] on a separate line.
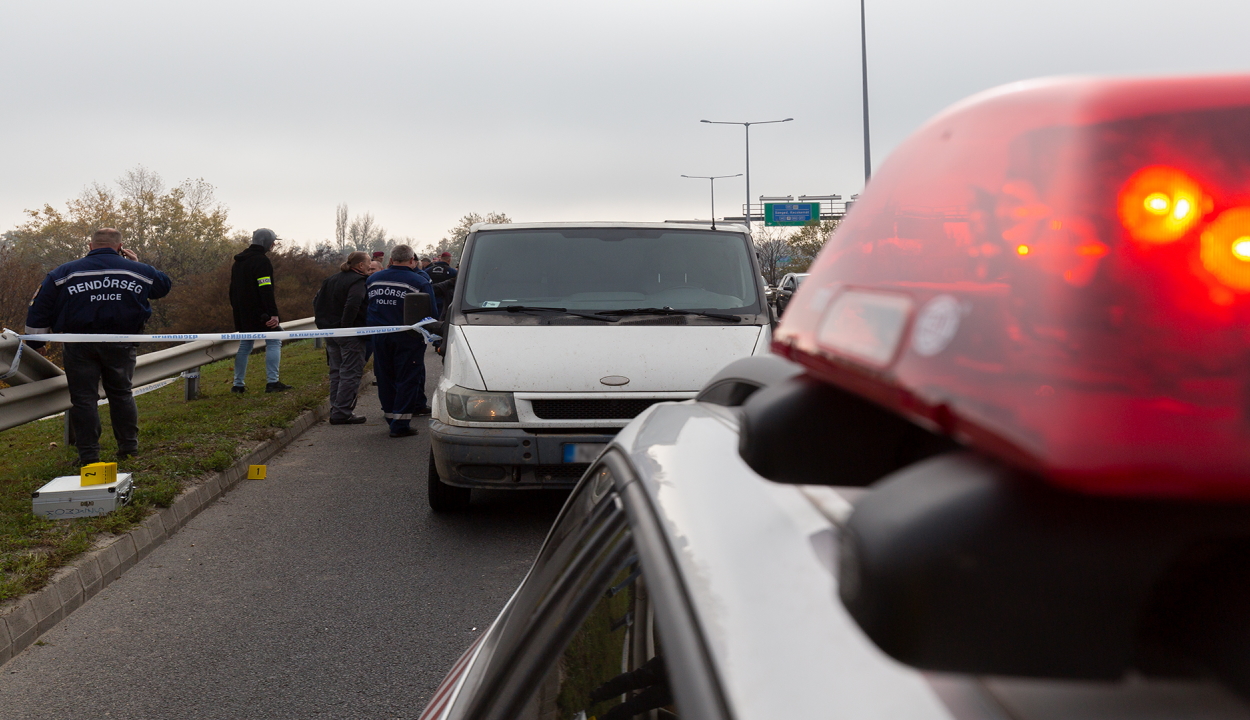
[0, 372, 372, 666]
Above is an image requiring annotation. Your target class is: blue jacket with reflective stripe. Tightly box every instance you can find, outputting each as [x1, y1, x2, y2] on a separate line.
[25, 248, 173, 342]
[366, 266, 438, 328]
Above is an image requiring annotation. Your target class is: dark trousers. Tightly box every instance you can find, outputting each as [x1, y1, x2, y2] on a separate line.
[63, 342, 138, 464]
[374, 334, 427, 431]
[326, 337, 366, 422]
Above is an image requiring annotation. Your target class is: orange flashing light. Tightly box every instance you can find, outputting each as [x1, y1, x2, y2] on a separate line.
[1117, 166, 1205, 244]
[1200, 208, 1250, 291]
[1016, 244, 1030, 256]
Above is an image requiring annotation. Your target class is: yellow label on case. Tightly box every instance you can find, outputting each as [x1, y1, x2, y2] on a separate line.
[248, 465, 267, 480]
[80, 462, 117, 486]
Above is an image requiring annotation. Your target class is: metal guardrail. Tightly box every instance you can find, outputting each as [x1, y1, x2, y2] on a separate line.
[0, 317, 317, 433]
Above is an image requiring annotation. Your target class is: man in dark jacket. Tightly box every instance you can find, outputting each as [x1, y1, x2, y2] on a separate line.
[366, 244, 438, 438]
[313, 251, 370, 425]
[229, 228, 291, 393]
[424, 251, 458, 285]
[25, 227, 172, 465]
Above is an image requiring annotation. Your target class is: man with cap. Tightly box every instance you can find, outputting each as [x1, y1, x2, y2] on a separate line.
[366, 244, 438, 437]
[25, 228, 172, 465]
[424, 251, 458, 286]
[229, 228, 292, 393]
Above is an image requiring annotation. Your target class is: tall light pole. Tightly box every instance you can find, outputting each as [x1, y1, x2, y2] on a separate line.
[681, 174, 742, 230]
[860, 0, 872, 181]
[700, 118, 793, 230]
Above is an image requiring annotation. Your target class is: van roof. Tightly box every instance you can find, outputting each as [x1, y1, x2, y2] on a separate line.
[469, 221, 750, 233]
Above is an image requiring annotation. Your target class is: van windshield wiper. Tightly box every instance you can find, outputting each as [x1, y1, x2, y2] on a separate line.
[463, 305, 619, 322]
[594, 307, 742, 322]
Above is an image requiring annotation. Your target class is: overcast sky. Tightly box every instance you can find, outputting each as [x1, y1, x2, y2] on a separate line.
[3, 0, 1249, 248]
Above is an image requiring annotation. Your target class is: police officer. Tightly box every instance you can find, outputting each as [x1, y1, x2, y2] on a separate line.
[366, 244, 438, 438]
[25, 228, 172, 466]
[229, 228, 291, 393]
[424, 251, 458, 285]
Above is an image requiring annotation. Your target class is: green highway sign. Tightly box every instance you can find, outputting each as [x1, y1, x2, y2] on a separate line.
[764, 202, 820, 226]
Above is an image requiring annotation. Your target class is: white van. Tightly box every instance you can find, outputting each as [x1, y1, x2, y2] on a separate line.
[428, 222, 772, 510]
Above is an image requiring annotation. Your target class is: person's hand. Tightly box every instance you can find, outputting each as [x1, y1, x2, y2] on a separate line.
[119, 247, 138, 261]
[265, 316, 280, 328]
[35, 345, 48, 356]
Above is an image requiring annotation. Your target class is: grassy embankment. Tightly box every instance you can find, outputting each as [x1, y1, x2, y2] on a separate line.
[0, 340, 331, 602]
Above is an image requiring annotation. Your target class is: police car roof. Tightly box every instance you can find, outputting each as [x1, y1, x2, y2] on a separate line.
[469, 221, 750, 233]
[610, 401, 1250, 719]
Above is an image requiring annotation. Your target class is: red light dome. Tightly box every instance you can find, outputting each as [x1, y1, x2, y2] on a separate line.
[774, 75, 1250, 499]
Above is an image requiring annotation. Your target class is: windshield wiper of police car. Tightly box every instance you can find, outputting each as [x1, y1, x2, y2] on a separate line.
[595, 307, 742, 322]
[463, 305, 619, 322]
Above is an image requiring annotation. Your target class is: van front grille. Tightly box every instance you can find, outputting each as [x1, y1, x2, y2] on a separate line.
[529, 398, 663, 420]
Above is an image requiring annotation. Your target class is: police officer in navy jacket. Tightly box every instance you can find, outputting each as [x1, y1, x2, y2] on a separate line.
[366, 244, 438, 438]
[25, 228, 172, 466]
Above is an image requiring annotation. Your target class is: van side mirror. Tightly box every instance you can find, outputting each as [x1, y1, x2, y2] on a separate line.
[404, 292, 434, 324]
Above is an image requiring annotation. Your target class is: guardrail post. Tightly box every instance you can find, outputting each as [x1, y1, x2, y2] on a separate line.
[183, 367, 201, 401]
[314, 337, 324, 349]
[64, 413, 75, 447]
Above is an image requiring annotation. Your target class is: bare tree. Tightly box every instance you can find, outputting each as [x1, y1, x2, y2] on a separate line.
[347, 212, 386, 251]
[424, 212, 512, 262]
[116, 166, 164, 251]
[335, 203, 349, 252]
[181, 178, 216, 215]
[753, 226, 792, 285]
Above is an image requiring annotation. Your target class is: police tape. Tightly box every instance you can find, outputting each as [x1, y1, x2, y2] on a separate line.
[0, 320, 441, 380]
[7, 319, 442, 345]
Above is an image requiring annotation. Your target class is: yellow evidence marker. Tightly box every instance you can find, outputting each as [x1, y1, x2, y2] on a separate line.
[80, 462, 118, 487]
[248, 465, 267, 480]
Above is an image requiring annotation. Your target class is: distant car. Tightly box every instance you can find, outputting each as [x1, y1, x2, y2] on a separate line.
[773, 272, 807, 315]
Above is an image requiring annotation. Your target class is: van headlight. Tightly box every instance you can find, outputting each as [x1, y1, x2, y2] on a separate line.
[446, 386, 518, 422]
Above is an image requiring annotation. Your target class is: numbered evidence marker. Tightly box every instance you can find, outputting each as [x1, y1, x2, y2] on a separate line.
[80, 461, 118, 487]
[248, 465, 267, 480]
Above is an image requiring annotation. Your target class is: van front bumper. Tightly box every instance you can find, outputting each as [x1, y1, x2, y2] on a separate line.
[429, 420, 617, 489]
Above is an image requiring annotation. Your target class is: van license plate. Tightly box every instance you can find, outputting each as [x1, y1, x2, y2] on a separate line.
[563, 443, 607, 463]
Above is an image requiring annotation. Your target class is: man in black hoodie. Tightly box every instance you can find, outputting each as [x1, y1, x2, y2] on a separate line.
[313, 251, 371, 424]
[229, 228, 291, 393]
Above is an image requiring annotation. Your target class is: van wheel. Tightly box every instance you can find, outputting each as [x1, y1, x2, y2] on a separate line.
[428, 449, 471, 512]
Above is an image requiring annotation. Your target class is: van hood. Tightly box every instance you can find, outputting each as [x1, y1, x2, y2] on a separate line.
[459, 325, 764, 393]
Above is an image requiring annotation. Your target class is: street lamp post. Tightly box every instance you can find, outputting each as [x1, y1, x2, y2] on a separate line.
[700, 118, 793, 231]
[860, 0, 872, 181]
[681, 174, 742, 230]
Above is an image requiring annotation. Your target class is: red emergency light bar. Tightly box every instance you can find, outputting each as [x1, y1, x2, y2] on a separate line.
[774, 75, 1250, 499]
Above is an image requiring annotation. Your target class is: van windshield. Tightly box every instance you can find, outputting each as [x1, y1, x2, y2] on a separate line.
[461, 228, 760, 313]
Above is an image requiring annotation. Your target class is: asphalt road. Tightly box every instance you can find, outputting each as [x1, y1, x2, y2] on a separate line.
[0, 351, 568, 719]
